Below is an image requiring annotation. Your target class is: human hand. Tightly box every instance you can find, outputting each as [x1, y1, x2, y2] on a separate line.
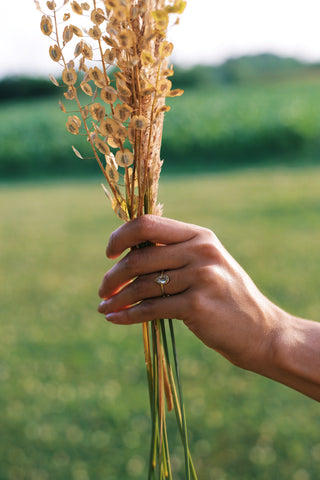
[98, 215, 282, 372]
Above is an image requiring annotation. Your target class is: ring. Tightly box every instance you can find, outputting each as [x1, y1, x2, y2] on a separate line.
[154, 271, 170, 296]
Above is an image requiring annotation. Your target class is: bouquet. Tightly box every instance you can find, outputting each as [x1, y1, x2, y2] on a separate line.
[35, 1, 197, 478]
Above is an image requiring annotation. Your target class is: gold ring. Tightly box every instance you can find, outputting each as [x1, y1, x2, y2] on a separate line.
[154, 271, 170, 296]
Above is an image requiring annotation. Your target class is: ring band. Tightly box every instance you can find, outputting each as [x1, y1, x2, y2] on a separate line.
[154, 271, 170, 296]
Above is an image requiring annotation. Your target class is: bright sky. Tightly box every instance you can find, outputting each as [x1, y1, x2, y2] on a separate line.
[1, 0, 320, 79]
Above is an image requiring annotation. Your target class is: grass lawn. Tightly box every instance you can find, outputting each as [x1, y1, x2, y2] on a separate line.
[1, 166, 320, 480]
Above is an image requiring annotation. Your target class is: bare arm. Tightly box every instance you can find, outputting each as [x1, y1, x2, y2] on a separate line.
[98, 215, 320, 402]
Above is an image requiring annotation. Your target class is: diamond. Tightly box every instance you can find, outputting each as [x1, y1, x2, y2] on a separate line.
[155, 274, 170, 285]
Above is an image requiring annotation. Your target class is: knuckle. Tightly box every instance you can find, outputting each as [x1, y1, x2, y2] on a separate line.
[187, 291, 203, 316]
[139, 299, 157, 321]
[122, 250, 139, 274]
[136, 214, 158, 239]
[196, 265, 216, 285]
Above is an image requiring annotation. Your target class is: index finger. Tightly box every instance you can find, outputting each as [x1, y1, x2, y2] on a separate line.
[107, 215, 198, 259]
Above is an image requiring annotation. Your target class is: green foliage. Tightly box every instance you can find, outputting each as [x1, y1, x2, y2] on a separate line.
[1, 169, 320, 479]
[0, 76, 59, 101]
[1, 61, 320, 179]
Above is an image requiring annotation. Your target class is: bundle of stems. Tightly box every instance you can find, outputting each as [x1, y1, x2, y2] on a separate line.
[36, 0, 197, 477]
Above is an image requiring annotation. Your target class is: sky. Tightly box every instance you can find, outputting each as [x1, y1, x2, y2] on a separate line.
[1, 0, 320, 79]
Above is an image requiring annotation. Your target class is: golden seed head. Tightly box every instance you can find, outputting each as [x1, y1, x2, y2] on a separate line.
[40, 15, 53, 36]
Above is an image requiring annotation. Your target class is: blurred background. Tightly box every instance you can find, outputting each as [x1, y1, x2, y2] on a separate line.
[1, 1, 320, 479]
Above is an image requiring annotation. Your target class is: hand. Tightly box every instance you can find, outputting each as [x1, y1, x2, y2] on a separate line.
[98, 215, 281, 372]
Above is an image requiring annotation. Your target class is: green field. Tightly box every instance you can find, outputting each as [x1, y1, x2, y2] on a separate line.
[2, 75, 320, 178]
[1, 167, 320, 480]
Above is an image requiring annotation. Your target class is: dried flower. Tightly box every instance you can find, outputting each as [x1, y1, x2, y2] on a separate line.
[36, 1, 195, 478]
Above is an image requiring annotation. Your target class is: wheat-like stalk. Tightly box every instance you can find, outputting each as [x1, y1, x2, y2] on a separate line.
[36, 1, 197, 478]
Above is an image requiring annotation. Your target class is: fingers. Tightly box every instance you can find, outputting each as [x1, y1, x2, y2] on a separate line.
[101, 293, 188, 325]
[98, 267, 191, 315]
[107, 215, 198, 259]
[99, 242, 189, 299]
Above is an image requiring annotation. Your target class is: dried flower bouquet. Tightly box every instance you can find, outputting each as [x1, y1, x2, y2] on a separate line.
[36, 0, 197, 477]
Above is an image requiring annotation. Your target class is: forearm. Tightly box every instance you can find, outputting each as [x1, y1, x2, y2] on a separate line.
[255, 308, 320, 402]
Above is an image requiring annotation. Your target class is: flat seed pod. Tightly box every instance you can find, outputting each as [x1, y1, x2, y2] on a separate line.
[72, 145, 83, 159]
[127, 126, 135, 144]
[154, 105, 171, 120]
[118, 29, 134, 49]
[74, 41, 83, 57]
[167, 88, 184, 97]
[49, 44, 61, 62]
[81, 2, 90, 11]
[91, 8, 105, 25]
[107, 137, 121, 148]
[100, 118, 118, 137]
[101, 86, 117, 104]
[89, 25, 102, 40]
[166, 0, 187, 14]
[103, 48, 116, 64]
[63, 13, 71, 21]
[82, 42, 93, 60]
[89, 67, 104, 85]
[106, 164, 119, 183]
[90, 103, 105, 122]
[49, 74, 59, 87]
[80, 82, 93, 96]
[95, 138, 110, 155]
[116, 80, 131, 98]
[62, 67, 77, 85]
[157, 79, 172, 95]
[151, 10, 169, 31]
[59, 100, 66, 113]
[40, 15, 53, 36]
[63, 25, 73, 44]
[34, 0, 44, 13]
[66, 116, 81, 135]
[71, 1, 83, 14]
[159, 41, 174, 58]
[162, 66, 174, 77]
[64, 86, 76, 99]
[112, 198, 129, 221]
[113, 124, 127, 142]
[141, 50, 155, 66]
[130, 115, 148, 130]
[115, 149, 134, 168]
[46, 1, 56, 11]
[71, 25, 83, 37]
[113, 103, 132, 123]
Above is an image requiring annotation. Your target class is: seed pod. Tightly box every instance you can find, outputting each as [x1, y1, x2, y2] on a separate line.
[46, 1, 56, 11]
[115, 149, 134, 168]
[89, 67, 105, 86]
[40, 15, 53, 36]
[71, 1, 83, 14]
[71, 25, 83, 37]
[82, 42, 93, 60]
[95, 138, 110, 155]
[113, 103, 132, 123]
[49, 45, 61, 62]
[101, 86, 117, 104]
[62, 67, 77, 85]
[63, 25, 73, 44]
[90, 103, 105, 122]
[81, 3, 90, 11]
[130, 115, 148, 130]
[64, 86, 76, 100]
[91, 8, 105, 25]
[89, 25, 102, 40]
[80, 82, 93, 96]
[159, 41, 174, 58]
[66, 115, 81, 135]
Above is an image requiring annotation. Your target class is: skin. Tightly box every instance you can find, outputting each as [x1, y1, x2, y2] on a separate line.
[98, 215, 320, 402]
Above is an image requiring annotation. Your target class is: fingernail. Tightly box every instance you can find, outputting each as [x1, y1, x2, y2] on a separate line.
[106, 313, 119, 323]
[98, 300, 109, 313]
